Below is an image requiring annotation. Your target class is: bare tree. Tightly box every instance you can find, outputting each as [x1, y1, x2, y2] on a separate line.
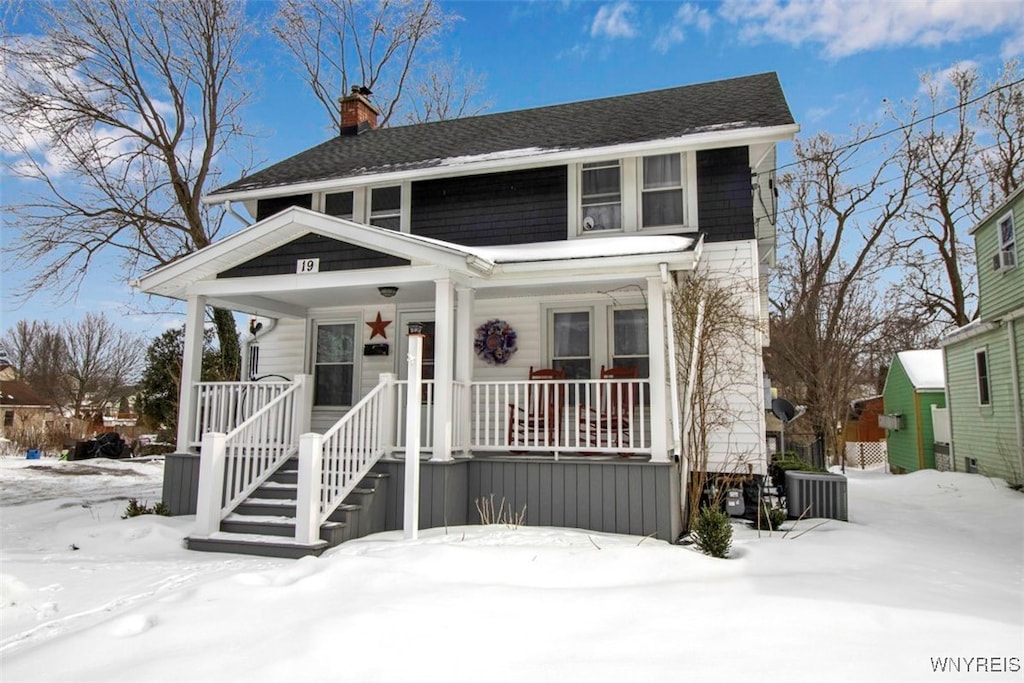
[2, 320, 67, 407]
[768, 132, 911, 465]
[272, 0, 484, 129]
[0, 0, 256, 379]
[403, 53, 490, 124]
[889, 60, 1024, 329]
[60, 313, 144, 419]
[2, 314, 144, 418]
[978, 60, 1024, 200]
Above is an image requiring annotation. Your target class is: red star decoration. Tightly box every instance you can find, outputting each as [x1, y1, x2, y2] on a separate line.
[366, 312, 392, 340]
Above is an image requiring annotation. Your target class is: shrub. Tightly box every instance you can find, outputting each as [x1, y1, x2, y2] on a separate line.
[693, 506, 733, 558]
[756, 504, 788, 531]
[769, 456, 825, 497]
[122, 498, 171, 519]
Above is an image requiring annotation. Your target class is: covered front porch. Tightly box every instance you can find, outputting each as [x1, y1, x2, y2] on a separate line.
[138, 208, 700, 554]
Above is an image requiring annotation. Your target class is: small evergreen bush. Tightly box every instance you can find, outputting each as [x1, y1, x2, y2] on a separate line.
[769, 457, 826, 496]
[693, 506, 733, 558]
[122, 498, 171, 519]
[757, 504, 788, 531]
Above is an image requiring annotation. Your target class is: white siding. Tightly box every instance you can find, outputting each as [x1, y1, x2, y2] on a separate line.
[692, 240, 768, 474]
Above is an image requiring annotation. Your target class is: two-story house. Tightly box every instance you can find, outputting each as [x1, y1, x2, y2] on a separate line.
[940, 185, 1024, 484]
[137, 72, 798, 557]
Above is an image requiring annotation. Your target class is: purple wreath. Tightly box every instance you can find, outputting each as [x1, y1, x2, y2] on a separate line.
[474, 319, 518, 365]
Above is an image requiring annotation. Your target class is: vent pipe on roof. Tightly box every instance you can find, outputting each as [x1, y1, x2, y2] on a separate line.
[339, 85, 381, 136]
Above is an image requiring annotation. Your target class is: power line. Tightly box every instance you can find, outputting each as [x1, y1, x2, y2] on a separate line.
[757, 75, 1024, 180]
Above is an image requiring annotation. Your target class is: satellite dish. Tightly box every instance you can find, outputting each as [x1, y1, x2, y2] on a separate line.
[771, 397, 797, 423]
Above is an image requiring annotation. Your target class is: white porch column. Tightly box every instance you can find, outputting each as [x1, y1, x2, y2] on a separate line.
[431, 278, 454, 461]
[454, 286, 474, 455]
[176, 294, 207, 453]
[647, 275, 669, 462]
[295, 432, 324, 545]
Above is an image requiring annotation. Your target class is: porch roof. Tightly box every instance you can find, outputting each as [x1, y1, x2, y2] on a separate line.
[133, 208, 700, 317]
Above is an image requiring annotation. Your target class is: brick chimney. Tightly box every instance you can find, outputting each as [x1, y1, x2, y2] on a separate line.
[339, 85, 381, 136]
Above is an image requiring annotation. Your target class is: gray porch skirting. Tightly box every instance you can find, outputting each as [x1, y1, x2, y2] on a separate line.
[163, 454, 681, 542]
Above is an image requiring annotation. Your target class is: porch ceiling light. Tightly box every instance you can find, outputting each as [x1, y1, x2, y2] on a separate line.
[378, 286, 399, 298]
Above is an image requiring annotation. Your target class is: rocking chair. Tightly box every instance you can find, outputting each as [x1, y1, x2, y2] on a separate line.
[507, 366, 566, 449]
[580, 365, 638, 453]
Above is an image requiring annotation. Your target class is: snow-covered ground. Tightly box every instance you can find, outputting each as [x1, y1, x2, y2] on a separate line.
[1, 456, 1021, 682]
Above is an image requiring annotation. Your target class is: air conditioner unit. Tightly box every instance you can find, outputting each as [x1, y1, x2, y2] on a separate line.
[993, 249, 1017, 270]
[785, 470, 848, 521]
[878, 413, 903, 431]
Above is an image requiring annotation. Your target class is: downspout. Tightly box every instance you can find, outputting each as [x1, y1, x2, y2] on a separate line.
[680, 296, 707, 466]
[224, 200, 251, 229]
[242, 317, 278, 381]
[1007, 317, 1024, 478]
[661, 263, 682, 459]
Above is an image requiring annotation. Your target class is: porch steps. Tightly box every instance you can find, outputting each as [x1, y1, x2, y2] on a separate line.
[185, 460, 390, 559]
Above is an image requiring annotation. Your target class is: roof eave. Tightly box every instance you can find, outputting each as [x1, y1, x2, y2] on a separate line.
[202, 123, 801, 206]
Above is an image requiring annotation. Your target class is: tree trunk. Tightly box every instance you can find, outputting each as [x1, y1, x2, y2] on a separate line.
[211, 307, 240, 380]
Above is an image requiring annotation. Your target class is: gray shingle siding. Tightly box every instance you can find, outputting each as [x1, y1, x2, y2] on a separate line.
[217, 233, 408, 278]
[411, 167, 567, 246]
[696, 146, 754, 242]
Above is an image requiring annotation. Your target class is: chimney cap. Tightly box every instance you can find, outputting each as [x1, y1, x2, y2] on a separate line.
[352, 84, 373, 96]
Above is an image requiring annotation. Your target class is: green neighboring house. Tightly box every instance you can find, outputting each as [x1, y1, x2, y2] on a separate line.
[881, 350, 947, 473]
[940, 185, 1024, 484]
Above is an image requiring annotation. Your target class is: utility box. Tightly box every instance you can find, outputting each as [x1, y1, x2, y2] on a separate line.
[785, 471, 848, 521]
[725, 488, 745, 517]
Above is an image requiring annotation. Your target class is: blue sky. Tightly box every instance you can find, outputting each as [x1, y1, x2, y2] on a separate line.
[2, 0, 1023, 341]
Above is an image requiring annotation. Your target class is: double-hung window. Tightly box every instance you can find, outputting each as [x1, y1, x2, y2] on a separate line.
[641, 154, 684, 228]
[314, 323, 356, 406]
[551, 311, 592, 379]
[975, 348, 991, 406]
[324, 191, 354, 219]
[612, 309, 649, 378]
[369, 186, 401, 230]
[998, 212, 1016, 269]
[580, 161, 622, 232]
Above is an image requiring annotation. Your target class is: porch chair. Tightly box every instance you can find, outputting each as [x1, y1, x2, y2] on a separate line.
[507, 366, 567, 449]
[579, 365, 639, 453]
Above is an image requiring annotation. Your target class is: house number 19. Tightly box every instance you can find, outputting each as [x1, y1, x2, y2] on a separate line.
[297, 258, 320, 274]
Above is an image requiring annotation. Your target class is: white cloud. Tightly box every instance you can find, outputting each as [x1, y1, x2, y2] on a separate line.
[590, 2, 638, 39]
[653, 3, 715, 53]
[718, 0, 1024, 59]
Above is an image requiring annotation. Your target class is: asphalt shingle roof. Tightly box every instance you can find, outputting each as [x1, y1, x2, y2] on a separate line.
[212, 72, 794, 196]
[0, 380, 51, 407]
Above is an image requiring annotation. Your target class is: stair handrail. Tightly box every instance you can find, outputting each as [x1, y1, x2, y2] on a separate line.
[294, 374, 395, 544]
[196, 375, 312, 536]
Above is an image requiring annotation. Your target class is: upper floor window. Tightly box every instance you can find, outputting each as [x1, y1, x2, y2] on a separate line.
[576, 152, 692, 236]
[370, 186, 401, 230]
[998, 212, 1016, 270]
[642, 154, 684, 228]
[324, 191, 354, 220]
[580, 161, 622, 232]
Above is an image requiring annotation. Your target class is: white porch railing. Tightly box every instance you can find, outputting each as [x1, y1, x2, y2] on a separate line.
[470, 378, 651, 455]
[192, 381, 292, 448]
[195, 376, 310, 536]
[393, 380, 436, 451]
[294, 374, 395, 544]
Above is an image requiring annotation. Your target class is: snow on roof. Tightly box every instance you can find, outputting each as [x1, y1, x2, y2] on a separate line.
[896, 350, 946, 390]
[467, 235, 697, 264]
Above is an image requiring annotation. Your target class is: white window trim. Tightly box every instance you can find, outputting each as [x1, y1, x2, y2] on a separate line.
[570, 152, 697, 238]
[975, 347, 991, 407]
[314, 182, 410, 232]
[542, 300, 648, 375]
[309, 317, 362, 408]
[997, 210, 1017, 271]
